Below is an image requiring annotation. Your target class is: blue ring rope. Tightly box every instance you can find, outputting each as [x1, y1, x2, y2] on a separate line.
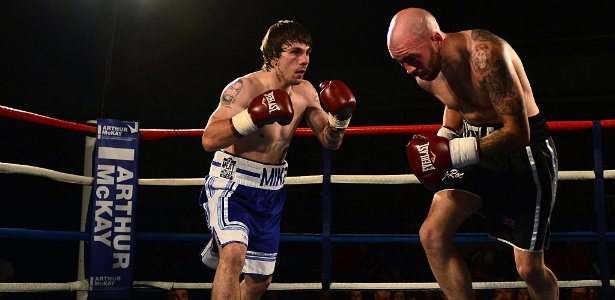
[1, 228, 613, 243]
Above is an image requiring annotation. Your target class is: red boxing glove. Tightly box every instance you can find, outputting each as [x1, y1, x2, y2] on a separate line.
[406, 132, 480, 190]
[406, 133, 453, 191]
[319, 80, 356, 129]
[231, 89, 293, 137]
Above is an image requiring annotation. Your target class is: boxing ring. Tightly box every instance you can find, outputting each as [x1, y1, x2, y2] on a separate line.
[1, 104, 614, 298]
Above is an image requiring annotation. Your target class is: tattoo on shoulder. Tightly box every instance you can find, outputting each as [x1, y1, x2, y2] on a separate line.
[471, 43, 492, 74]
[471, 30, 519, 117]
[221, 79, 244, 106]
[471, 29, 504, 45]
[480, 60, 518, 115]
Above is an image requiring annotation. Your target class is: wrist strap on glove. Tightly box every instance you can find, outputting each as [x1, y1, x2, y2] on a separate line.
[231, 109, 258, 137]
[328, 113, 350, 130]
[437, 126, 459, 140]
[449, 137, 479, 168]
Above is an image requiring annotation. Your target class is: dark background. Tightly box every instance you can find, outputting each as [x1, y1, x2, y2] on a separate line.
[1, 1, 614, 299]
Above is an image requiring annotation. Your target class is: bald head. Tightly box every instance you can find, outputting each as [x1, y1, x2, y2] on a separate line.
[387, 7, 440, 49]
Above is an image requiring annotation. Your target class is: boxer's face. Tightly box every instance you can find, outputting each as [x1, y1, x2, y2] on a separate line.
[388, 30, 443, 81]
[420, 44, 442, 81]
[273, 42, 311, 85]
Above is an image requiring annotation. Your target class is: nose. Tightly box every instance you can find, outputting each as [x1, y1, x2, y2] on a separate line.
[301, 53, 310, 65]
[403, 63, 416, 75]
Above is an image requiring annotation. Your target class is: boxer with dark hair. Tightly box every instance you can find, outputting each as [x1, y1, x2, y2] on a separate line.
[199, 20, 356, 299]
[388, 8, 558, 300]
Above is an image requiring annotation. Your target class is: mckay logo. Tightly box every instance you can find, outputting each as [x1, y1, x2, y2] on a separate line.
[416, 143, 436, 172]
[98, 121, 139, 139]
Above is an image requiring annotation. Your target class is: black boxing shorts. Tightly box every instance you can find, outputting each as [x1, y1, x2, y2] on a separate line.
[439, 113, 558, 252]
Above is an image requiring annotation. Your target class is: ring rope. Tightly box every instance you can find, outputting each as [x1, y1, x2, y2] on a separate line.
[1, 162, 613, 186]
[2, 105, 615, 140]
[2, 279, 614, 292]
[1, 229, 612, 244]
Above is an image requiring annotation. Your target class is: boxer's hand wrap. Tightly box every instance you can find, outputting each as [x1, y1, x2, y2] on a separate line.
[449, 137, 480, 168]
[327, 112, 350, 130]
[231, 109, 258, 136]
[437, 126, 460, 140]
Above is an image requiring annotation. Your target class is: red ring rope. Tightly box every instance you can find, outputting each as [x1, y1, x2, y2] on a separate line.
[1, 105, 613, 140]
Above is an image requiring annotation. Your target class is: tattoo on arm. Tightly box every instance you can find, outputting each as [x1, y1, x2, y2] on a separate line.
[221, 79, 244, 106]
[471, 39, 518, 116]
[472, 30, 527, 155]
[480, 60, 518, 115]
[480, 129, 516, 156]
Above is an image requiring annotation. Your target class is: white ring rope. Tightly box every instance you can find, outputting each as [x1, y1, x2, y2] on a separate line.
[1, 280, 613, 292]
[0, 281, 89, 292]
[1, 162, 614, 186]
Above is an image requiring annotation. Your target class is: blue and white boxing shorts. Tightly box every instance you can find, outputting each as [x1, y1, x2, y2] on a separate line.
[199, 151, 287, 276]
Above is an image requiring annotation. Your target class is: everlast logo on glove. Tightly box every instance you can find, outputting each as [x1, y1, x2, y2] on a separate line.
[262, 91, 282, 114]
[406, 133, 453, 191]
[416, 143, 436, 172]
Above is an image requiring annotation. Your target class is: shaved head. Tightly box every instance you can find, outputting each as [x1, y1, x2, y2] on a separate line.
[387, 8, 440, 50]
[386, 8, 444, 81]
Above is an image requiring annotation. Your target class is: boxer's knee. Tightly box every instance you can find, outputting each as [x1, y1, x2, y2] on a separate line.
[242, 274, 272, 297]
[514, 251, 551, 286]
[219, 242, 247, 270]
[419, 221, 447, 255]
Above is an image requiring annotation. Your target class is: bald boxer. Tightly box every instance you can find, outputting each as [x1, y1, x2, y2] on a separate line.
[199, 20, 356, 299]
[389, 8, 559, 299]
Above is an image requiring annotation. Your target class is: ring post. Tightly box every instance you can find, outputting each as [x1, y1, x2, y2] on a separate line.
[321, 147, 332, 291]
[592, 121, 612, 298]
[87, 119, 140, 299]
[78, 120, 96, 300]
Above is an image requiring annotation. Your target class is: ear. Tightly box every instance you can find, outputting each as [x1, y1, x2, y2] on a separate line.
[432, 32, 444, 49]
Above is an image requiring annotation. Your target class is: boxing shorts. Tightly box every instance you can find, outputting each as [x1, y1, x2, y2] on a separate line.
[440, 113, 558, 252]
[199, 151, 288, 275]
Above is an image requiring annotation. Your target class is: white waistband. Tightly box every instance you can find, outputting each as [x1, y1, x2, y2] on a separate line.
[462, 121, 501, 138]
[209, 151, 287, 189]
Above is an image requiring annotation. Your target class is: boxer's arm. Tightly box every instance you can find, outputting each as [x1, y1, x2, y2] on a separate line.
[202, 78, 267, 152]
[304, 88, 345, 151]
[438, 107, 463, 139]
[306, 80, 357, 150]
[470, 31, 530, 155]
